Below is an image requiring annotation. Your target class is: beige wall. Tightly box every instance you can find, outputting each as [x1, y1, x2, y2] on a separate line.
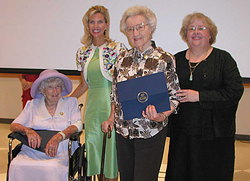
[0, 73, 249, 135]
[236, 84, 250, 135]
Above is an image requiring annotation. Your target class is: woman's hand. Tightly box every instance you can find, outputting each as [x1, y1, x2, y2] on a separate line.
[102, 119, 114, 133]
[102, 104, 115, 133]
[44, 125, 79, 157]
[44, 134, 62, 157]
[20, 78, 33, 91]
[176, 89, 199, 103]
[10, 123, 41, 149]
[26, 129, 42, 149]
[142, 105, 166, 122]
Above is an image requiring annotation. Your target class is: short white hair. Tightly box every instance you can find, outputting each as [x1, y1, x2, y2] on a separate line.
[120, 5, 157, 35]
[38, 77, 65, 96]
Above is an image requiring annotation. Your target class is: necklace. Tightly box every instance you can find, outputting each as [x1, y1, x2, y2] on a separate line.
[187, 47, 212, 81]
[188, 60, 203, 81]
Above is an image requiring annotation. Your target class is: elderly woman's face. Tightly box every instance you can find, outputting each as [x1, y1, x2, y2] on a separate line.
[186, 19, 211, 48]
[44, 82, 62, 103]
[126, 15, 152, 52]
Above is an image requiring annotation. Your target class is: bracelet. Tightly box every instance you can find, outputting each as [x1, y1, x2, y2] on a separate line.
[58, 131, 66, 140]
[159, 112, 167, 121]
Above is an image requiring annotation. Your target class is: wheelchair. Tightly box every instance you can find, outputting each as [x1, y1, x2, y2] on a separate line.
[6, 104, 90, 181]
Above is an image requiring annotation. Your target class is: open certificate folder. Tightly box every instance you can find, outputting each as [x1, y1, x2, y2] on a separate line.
[117, 72, 170, 120]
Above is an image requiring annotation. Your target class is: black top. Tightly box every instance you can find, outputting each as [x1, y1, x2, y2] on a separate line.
[170, 47, 244, 140]
[171, 50, 208, 135]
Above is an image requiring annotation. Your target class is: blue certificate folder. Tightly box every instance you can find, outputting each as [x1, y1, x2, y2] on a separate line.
[117, 72, 170, 120]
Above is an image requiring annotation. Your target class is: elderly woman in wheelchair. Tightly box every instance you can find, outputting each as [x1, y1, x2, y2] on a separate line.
[8, 69, 83, 181]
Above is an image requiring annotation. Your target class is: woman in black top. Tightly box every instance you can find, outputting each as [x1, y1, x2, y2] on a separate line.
[165, 12, 244, 181]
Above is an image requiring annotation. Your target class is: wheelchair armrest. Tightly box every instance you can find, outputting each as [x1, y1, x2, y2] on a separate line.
[8, 132, 22, 162]
[8, 132, 17, 139]
[69, 131, 83, 141]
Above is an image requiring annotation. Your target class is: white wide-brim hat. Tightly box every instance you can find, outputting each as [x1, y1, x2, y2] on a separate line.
[31, 69, 72, 98]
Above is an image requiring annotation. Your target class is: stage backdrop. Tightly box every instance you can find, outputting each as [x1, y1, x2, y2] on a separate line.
[1, 0, 249, 78]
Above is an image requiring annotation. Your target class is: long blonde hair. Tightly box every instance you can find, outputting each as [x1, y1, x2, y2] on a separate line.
[81, 5, 113, 46]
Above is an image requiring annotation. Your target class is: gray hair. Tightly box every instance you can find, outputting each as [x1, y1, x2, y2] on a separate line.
[120, 5, 157, 35]
[38, 77, 65, 96]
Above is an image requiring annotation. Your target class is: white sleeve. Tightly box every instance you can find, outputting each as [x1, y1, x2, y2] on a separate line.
[72, 119, 83, 132]
[69, 97, 83, 132]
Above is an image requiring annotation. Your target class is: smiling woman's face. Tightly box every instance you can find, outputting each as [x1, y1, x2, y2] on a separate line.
[187, 18, 211, 48]
[44, 82, 62, 103]
[126, 14, 152, 52]
[88, 12, 108, 40]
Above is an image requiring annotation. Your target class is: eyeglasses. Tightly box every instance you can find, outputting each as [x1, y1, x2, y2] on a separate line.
[47, 85, 61, 91]
[125, 23, 148, 35]
[188, 26, 207, 31]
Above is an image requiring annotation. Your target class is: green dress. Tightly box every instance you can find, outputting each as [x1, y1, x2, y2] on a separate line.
[85, 48, 118, 178]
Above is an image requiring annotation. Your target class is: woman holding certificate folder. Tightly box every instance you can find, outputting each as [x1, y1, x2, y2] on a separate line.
[102, 5, 180, 181]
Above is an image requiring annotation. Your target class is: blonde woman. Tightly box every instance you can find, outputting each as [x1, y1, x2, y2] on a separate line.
[71, 5, 126, 181]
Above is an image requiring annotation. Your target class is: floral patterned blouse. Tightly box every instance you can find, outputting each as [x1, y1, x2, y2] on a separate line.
[111, 46, 180, 139]
[76, 42, 126, 82]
